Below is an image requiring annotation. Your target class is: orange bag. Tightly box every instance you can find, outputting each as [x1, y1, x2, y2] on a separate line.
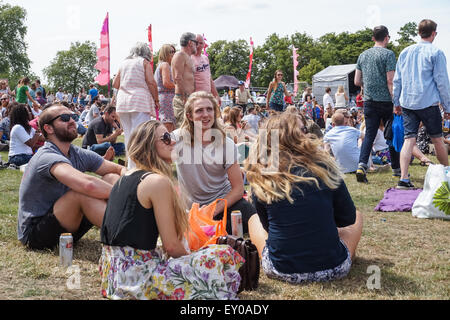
[187, 199, 228, 251]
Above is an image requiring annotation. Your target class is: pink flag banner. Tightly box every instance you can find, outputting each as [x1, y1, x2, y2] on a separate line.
[293, 47, 299, 97]
[245, 37, 254, 89]
[148, 25, 159, 120]
[95, 13, 110, 89]
[203, 34, 209, 56]
[148, 25, 154, 70]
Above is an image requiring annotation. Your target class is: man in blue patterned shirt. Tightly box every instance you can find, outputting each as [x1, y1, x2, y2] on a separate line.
[393, 19, 450, 189]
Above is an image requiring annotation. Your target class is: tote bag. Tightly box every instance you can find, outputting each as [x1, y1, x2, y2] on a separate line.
[412, 165, 450, 220]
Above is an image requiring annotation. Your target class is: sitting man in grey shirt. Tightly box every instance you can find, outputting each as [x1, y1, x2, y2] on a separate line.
[174, 91, 257, 234]
[17, 104, 127, 250]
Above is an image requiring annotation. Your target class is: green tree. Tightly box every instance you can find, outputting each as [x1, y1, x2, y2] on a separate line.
[208, 40, 250, 82]
[317, 29, 373, 66]
[43, 41, 97, 94]
[0, 1, 31, 82]
[393, 22, 418, 56]
[253, 33, 292, 88]
[298, 59, 324, 84]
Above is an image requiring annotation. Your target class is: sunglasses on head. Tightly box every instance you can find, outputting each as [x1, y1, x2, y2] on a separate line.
[190, 39, 199, 45]
[47, 113, 79, 125]
[160, 132, 173, 145]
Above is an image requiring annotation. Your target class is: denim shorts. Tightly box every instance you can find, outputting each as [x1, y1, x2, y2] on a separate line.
[402, 106, 443, 139]
[261, 240, 352, 284]
[269, 102, 284, 112]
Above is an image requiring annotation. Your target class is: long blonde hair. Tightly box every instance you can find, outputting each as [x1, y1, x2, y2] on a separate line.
[158, 44, 176, 64]
[180, 91, 225, 144]
[244, 113, 343, 204]
[127, 120, 189, 239]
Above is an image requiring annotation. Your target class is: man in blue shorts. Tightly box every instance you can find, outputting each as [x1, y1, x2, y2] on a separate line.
[393, 19, 450, 189]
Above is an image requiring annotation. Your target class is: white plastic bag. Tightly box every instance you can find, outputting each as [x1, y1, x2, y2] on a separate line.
[412, 164, 450, 220]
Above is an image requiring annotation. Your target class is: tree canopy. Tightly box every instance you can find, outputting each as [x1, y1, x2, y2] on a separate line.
[207, 23, 418, 88]
[43, 41, 98, 94]
[0, 1, 31, 84]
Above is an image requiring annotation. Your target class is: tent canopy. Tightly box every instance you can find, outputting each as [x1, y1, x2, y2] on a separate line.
[313, 64, 357, 82]
[312, 64, 359, 106]
[214, 75, 240, 90]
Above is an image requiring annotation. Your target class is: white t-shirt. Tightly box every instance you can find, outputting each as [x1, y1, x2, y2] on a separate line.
[32, 108, 42, 118]
[86, 104, 100, 123]
[335, 93, 346, 108]
[363, 128, 389, 152]
[323, 93, 335, 108]
[242, 114, 261, 134]
[323, 126, 362, 173]
[9, 125, 35, 157]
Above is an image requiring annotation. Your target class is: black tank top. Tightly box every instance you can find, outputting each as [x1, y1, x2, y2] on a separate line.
[101, 170, 159, 251]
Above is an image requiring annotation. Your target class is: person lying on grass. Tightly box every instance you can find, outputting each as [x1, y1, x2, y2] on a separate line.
[17, 104, 127, 250]
[245, 113, 363, 284]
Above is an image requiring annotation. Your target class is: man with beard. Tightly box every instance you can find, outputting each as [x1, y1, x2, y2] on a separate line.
[17, 105, 127, 250]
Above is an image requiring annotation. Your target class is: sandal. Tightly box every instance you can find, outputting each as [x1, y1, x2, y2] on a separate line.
[420, 160, 434, 166]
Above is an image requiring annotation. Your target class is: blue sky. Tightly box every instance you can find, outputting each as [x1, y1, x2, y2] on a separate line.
[8, 0, 450, 81]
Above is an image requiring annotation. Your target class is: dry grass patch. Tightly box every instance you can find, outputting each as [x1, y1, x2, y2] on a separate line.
[0, 147, 448, 300]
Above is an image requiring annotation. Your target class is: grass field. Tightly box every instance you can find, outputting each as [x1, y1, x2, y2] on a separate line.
[0, 139, 449, 300]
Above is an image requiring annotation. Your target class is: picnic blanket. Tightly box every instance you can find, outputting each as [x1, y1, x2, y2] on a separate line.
[375, 188, 423, 212]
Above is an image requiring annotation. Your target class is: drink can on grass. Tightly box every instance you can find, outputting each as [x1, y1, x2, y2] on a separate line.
[444, 119, 450, 133]
[231, 210, 243, 238]
[59, 233, 73, 267]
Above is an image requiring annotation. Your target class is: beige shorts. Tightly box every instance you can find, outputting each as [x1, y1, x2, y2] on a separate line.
[172, 95, 186, 128]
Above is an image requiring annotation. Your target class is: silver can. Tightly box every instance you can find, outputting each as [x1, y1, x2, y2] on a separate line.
[231, 211, 243, 238]
[59, 233, 73, 267]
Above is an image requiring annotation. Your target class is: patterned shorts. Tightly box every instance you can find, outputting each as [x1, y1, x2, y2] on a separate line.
[261, 240, 352, 284]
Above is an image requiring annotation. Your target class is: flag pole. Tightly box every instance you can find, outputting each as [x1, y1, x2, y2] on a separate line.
[107, 12, 111, 98]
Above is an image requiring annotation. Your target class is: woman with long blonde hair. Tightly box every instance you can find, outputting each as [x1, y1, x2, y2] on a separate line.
[154, 44, 177, 132]
[245, 113, 363, 284]
[335, 85, 349, 109]
[100, 120, 244, 300]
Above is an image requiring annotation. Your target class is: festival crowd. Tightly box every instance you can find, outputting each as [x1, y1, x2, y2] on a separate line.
[0, 19, 449, 300]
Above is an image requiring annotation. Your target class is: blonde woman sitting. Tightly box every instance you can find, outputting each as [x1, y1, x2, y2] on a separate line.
[100, 120, 244, 300]
[245, 113, 363, 284]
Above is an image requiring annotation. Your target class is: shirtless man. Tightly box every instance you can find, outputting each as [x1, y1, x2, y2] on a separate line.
[172, 32, 197, 127]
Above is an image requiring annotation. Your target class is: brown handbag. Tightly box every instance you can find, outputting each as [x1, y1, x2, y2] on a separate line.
[217, 235, 260, 293]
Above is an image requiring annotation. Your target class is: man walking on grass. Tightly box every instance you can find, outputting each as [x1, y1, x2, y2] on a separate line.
[393, 19, 450, 189]
[17, 104, 126, 250]
[354, 25, 401, 183]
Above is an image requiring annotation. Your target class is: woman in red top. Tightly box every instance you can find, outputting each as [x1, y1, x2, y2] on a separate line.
[356, 89, 364, 108]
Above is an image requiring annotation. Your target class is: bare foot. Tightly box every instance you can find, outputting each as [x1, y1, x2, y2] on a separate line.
[103, 147, 115, 161]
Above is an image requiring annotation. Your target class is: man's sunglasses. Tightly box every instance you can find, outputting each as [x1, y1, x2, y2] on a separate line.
[47, 113, 79, 125]
[190, 39, 199, 45]
[160, 132, 173, 145]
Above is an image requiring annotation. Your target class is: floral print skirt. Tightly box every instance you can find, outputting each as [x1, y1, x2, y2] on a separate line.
[99, 244, 244, 300]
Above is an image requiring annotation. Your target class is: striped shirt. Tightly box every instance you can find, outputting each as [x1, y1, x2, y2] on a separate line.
[116, 57, 155, 114]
